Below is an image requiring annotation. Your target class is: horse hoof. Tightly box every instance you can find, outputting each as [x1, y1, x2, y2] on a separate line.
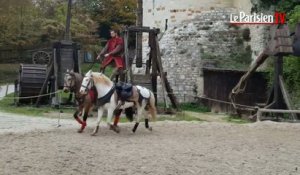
[77, 129, 83, 133]
[114, 126, 120, 133]
[148, 127, 153, 131]
[110, 125, 120, 133]
[91, 132, 97, 136]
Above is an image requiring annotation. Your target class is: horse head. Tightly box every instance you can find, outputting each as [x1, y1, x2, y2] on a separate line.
[80, 70, 114, 97]
[79, 70, 93, 95]
[63, 69, 76, 93]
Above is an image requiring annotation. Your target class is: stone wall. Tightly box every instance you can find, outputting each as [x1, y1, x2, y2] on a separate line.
[232, 0, 271, 64]
[155, 8, 249, 103]
[139, 0, 270, 103]
[143, 0, 234, 32]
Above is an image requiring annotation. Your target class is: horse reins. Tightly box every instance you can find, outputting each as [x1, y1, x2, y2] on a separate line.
[81, 76, 93, 92]
[87, 59, 97, 71]
[64, 73, 76, 92]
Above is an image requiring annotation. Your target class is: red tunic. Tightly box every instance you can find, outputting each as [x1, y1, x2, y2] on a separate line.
[101, 37, 124, 69]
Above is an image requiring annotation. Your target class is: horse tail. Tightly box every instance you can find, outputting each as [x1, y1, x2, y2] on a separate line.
[148, 91, 157, 121]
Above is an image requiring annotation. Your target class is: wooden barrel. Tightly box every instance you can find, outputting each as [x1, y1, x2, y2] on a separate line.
[18, 64, 48, 104]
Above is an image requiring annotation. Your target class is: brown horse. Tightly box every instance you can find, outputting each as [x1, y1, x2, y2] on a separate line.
[63, 70, 97, 133]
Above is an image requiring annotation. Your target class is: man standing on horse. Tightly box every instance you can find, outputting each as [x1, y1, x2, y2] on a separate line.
[96, 29, 125, 81]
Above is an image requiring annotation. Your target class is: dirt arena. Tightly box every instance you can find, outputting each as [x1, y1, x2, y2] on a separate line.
[1, 119, 300, 175]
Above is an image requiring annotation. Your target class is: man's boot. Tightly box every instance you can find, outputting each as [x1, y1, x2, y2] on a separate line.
[109, 68, 118, 81]
[99, 67, 105, 73]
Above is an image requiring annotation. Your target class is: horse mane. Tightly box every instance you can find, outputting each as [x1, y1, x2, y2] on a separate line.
[73, 72, 83, 81]
[66, 72, 83, 92]
[91, 72, 112, 86]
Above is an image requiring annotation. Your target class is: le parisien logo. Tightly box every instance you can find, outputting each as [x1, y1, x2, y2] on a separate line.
[230, 11, 286, 25]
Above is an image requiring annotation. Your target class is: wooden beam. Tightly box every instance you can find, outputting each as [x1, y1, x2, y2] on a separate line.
[154, 35, 168, 108]
[279, 76, 297, 120]
[125, 26, 158, 33]
[150, 32, 158, 105]
[155, 35, 179, 109]
[164, 74, 180, 109]
[257, 108, 300, 122]
[35, 61, 54, 107]
[124, 31, 132, 83]
[274, 56, 283, 109]
[259, 109, 300, 113]
[53, 48, 59, 106]
[136, 0, 143, 67]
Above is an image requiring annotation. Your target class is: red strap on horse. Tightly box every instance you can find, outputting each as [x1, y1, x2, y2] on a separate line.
[88, 88, 97, 103]
[114, 115, 120, 126]
[81, 121, 87, 130]
[75, 117, 84, 125]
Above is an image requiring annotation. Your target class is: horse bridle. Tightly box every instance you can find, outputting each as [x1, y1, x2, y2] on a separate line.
[81, 76, 93, 92]
[64, 73, 76, 92]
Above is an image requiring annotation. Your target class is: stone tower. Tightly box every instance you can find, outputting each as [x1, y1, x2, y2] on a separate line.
[140, 0, 269, 103]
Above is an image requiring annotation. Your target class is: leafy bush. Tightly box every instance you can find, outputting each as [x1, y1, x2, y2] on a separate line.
[265, 56, 300, 109]
[283, 56, 300, 108]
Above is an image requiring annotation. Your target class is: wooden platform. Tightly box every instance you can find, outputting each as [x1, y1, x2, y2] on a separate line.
[132, 74, 152, 90]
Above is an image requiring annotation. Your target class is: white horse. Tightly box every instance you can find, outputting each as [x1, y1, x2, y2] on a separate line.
[79, 70, 156, 135]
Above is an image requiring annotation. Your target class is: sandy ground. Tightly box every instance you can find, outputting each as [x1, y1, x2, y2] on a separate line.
[1, 112, 300, 175]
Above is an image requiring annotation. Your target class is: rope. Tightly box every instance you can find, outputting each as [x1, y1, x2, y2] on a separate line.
[151, 91, 257, 110]
[1, 90, 62, 100]
[197, 95, 256, 110]
[229, 71, 251, 109]
[1, 88, 257, 110]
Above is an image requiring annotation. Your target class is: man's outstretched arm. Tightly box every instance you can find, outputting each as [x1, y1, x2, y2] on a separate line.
[96, 43, 108, 60]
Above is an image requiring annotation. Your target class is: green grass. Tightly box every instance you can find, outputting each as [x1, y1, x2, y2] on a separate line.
[81, 63, 114, 77]
[0, 93, 74, 117]
[179, 103, 210, 113]
[157, 112, 204, 122]
[1, 93, 205, 122]
[223, 115, 251, 124]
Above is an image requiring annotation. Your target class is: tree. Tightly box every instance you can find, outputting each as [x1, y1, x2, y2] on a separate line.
[0, 0, 98, 50]
[78, 0, 136, 39]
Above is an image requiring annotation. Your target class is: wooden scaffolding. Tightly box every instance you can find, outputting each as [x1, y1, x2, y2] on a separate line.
[230, 24, 300, 121]
[123, 26, 179, 110]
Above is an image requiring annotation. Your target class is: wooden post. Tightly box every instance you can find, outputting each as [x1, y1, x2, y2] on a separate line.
[77, 49, 81, 74]
[124, 30, 132, 83]
[150, 31, 158, 105]
[154, 35, 168, 108]
[258, 108, 300, 122]
[36, 61, 54, 107]
[274, 55, 284, 109]
[279, 76, 297, 120]
[5, 84, 9, 96]
[53, 48, 59, 106]
[257, 110, 262, 122]
[65, 0, 72, 41]
[136, 0, 143, 67]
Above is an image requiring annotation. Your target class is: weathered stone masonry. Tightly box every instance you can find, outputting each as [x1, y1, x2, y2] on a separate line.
[139, 0, 269, 103]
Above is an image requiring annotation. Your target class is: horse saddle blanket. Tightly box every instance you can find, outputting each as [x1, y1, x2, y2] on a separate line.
[97, 86, 115, 106]
[116, 82, 133, 101]
[136, 85, 151, 99]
